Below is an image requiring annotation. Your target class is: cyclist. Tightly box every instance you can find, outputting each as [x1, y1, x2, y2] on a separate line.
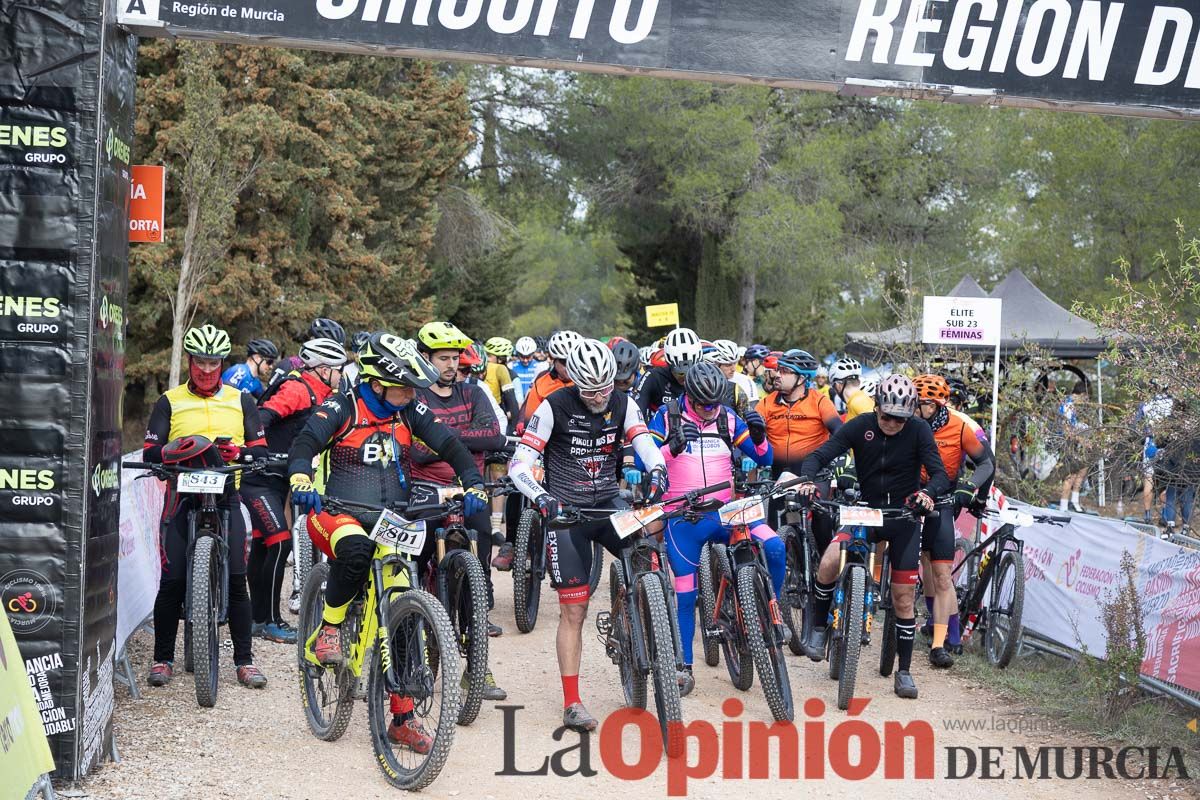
[636, 327, 703, 415]
[414, 324, 510, 654]
[288, 333, 489, 754]
[222, 338, 279, 399]
[644, 362, 777, 696]
[143, 324, 269, 690]
[756, 349, 841, 546]
[814, 365, 832, 399]
[742, 344, 771, 394]
[267, 317, 345, 393]
[242, 337, 347, 645]
[509, 339, 667, 732]
[484, 337, 521, 429]
[704, 338, 757, 413]
[912, 375, 994, 666]
[533, 336, 550, 363]
[495, 330, 581, 570]
[510, 336, 546, 404]
[794, 375, 950, 700]
[610, 337, 642, 397]
[458, 344, 505, 422]
[829, 357, 875, 421]
[339, 330, 370, 391]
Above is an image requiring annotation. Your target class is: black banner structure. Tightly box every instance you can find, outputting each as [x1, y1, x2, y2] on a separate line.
[0, 0, 133, 779]
[117, 0, 1200, 118]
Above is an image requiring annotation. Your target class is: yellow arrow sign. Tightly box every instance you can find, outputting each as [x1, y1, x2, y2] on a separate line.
[1188, 718, 1198, 734]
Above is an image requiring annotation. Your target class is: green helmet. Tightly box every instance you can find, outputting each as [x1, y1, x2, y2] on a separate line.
[359, 333, 440, 388]
[183, 324, 232, 358]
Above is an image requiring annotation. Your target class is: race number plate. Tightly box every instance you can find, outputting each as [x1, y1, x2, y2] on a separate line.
[996, 508, 1035, 528]
[177, 471, 226, 494]
[370, 510, 427, 556]
[437, 486, 464, 503]
[838, 506, 883, 527]
[719, 496, 765, 527]
[610, 506, 665, 539]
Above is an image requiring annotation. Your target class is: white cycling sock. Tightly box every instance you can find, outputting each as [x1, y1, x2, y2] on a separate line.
[1060, 498, 1069, 511]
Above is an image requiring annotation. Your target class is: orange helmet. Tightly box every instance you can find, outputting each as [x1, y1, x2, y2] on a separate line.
[914, 374, 951, 404]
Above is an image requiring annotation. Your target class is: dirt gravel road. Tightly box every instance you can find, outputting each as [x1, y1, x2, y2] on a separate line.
[83, 566, 1195, 800]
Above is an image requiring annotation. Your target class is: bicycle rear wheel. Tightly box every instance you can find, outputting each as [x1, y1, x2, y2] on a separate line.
[512, 509, 543, 633]
[293, 514, 314, 597]
[297, 561, 356, 741]
[697, 544, 720, 668]
[588, 540, 604, 598]
[444, 550, 489, 725]
[985, 551, 1025, 668]
[367, 589, 461, 791]
[190, 534, 221, 708]
[610, 560, 646, 709]
[639, 573, 684, 756]
[736, 565, 794, 722]
[715, 545, 753, 691]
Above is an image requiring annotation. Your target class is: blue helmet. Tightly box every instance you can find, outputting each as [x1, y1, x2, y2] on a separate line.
[777, 348, 819, 378]
[744, 344, 771, 361]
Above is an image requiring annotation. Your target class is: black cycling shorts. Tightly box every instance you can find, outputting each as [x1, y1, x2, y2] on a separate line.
[920, 506, 956, 562]
[833, 516, 922, 586]
[242, 478, 290, 547]
[547, 496, 628, 604]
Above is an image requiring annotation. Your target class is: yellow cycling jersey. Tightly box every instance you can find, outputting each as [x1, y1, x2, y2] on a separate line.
[844, 389, 876, 421]
[163, 383, 250, 444]
[485, 362, 514, 403]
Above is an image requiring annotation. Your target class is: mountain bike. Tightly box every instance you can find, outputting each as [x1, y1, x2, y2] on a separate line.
[594, 482, 728, 756]
[411, 482, 509, 725]
[511, 470, 604, 633]
[698, 477, 801, 722]
[769, 477, 821, 657]
[124, 446, 278, 708]
[809, 497, 945, 710]
[954, 504, 1070, 667]
[296, 496, 461, 791]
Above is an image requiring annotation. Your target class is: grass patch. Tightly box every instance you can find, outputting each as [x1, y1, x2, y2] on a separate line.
[957, 647, 1200, 765]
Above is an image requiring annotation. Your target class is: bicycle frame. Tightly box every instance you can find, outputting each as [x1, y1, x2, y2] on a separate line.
[953, 523, 1023, 627]
[830, 524, 879, 637]
[614, 530, 683, 675]
[714, 521, 785, 633]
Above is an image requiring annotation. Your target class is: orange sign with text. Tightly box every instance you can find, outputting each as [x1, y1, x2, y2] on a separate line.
[129, 165, 165, 242]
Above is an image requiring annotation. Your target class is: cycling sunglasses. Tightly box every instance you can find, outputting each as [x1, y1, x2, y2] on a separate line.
[579, 384, 614, 400]
[877, 410, 908, 424]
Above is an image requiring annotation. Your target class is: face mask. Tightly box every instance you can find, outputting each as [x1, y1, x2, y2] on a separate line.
[358, 382, 408, 417]
[189, 358, 222, 396]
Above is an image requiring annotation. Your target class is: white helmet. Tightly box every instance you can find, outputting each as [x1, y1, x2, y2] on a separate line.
[547, 330, 582, 360]
[300, 337, 348, 368]
[514, 336, 537, 358]
[829, 357, 862, 382]
[566, 338, 616, 391]
[705, 339, 740, 366]
[663, 327, 702, 368]
[638, 345, 654, 366]
[859, 376, 879, 398]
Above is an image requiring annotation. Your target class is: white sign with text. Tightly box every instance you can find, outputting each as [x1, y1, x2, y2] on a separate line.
[922, 296, 1002, 347]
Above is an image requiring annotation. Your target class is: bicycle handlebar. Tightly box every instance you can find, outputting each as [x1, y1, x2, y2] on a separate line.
[122, 457, 283, 476]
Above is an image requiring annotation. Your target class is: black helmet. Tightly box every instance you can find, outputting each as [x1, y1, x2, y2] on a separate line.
[246, 338, 279, 360]
[350, 331, 370, 354]
[611, 339, 640, 382]
[945, 375, 968, 406]
[685, 361, 726, 406]
[534, 336, 549, 352]
[308, 317, 345, 345]
[358, 333, 439, 388]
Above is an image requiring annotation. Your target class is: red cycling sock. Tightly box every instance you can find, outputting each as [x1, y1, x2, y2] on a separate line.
[561, 674, 581, 708]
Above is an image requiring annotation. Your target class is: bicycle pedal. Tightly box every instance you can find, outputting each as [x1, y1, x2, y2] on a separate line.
[703, 626, 724, 643]
[595, 611, 613, 637]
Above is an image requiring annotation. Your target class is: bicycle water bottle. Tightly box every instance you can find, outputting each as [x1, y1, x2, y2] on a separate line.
[977, 551, 992, 579]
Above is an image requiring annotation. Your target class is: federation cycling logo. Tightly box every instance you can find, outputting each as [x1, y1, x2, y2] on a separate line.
[1, 569, 57, 633]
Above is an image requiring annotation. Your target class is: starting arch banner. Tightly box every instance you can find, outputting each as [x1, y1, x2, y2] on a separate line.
[118, 0, 1200, 119]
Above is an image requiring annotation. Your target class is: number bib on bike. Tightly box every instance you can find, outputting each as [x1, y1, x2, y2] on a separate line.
[370, 510, 427, 556]
[177, 471, 227, 494]
[719, 496, 765, 526]
[610, 506, 665, 539]
[838, 506, 883, 527]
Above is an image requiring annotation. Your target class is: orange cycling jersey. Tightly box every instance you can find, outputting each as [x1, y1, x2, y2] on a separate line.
[518, 370, 572, 429]
[756, 389, 840, 466]
[925, 408, 988, 482]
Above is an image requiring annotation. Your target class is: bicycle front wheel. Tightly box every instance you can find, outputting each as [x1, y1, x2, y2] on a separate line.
[512, 509, 543, 633]
[297, 561, 355, 741]
[444, 550, 489, 725]
[293, 514, 314, 596]
[715, 545, 753, 691]
[639, 573, 684, 756]
[697, 543, 720, 668]
[835, 567, 866, 711]
[367, 589, 461, 792]
[985, 551, 1025, 668]
[190, 534, 220, 708]
[735, 565, 794, 722]
[610, 560, 646, 709]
